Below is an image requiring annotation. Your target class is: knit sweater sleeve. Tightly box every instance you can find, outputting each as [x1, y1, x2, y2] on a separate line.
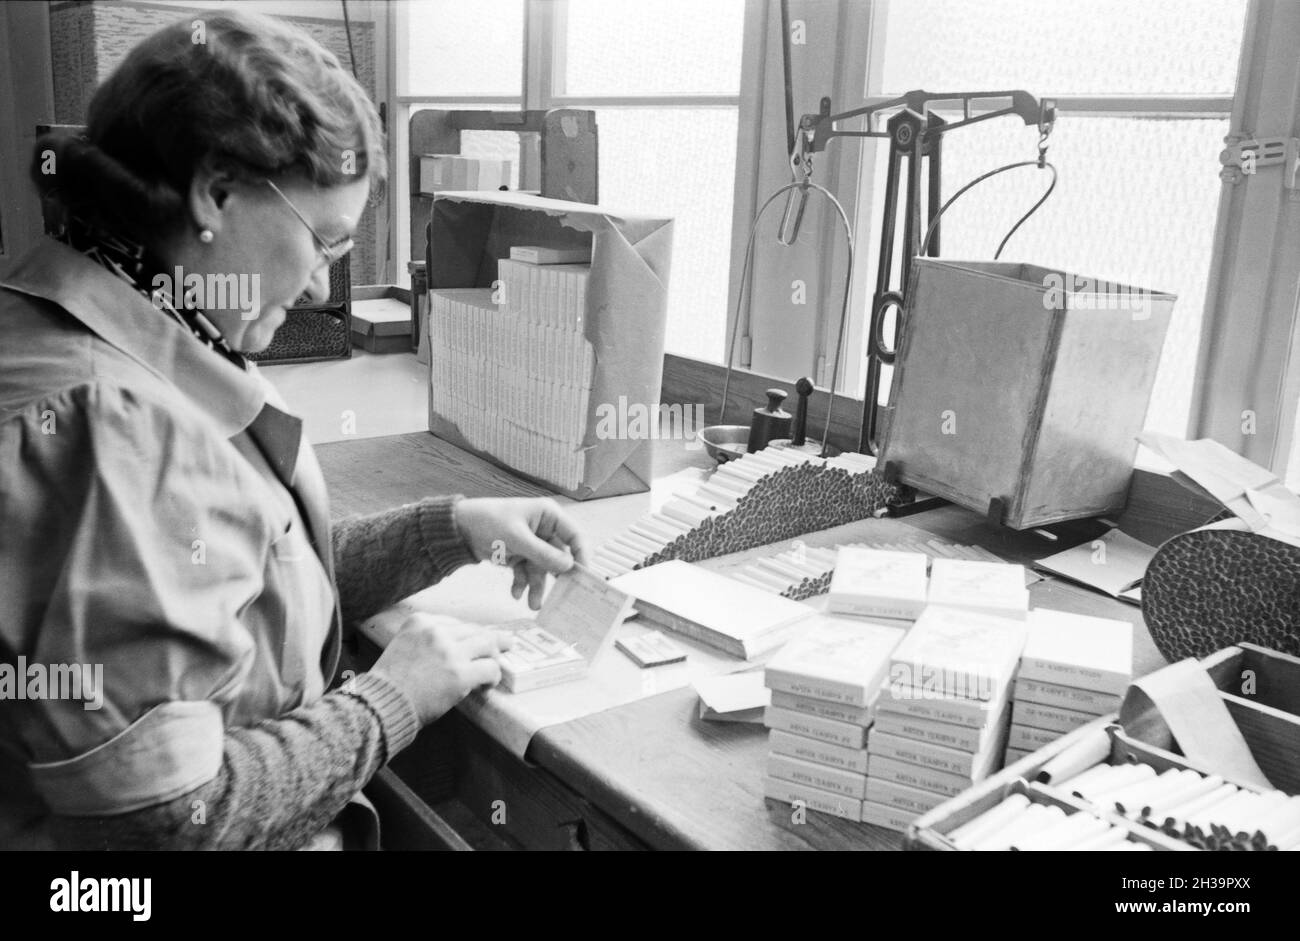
[46, 672, 420, 850]
[331, 495, 480, 626]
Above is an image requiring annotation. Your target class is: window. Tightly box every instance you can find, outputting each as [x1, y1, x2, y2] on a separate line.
[393, 0, 746, 363]
[853, 0, 1249, 441]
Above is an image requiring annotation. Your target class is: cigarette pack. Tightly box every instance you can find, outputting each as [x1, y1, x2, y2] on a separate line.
[888, 605, 1027, 702]
[867, 729, 1003, 781]
[1008, 722, 1060, 752]
[768, 729, 870, 775]
[876, 680, 1007, 730]
[509, 245, 592, 265]
[1011, 698, 1098, 735]
[927, 558, 1029, 620]
[497, 626, 586, 693]
[1019, 607, 1133, 695]
[614, 560, 815, 659]
[767, 751, 868, 800]
[763, 705, 869, 750]
[826, 547, 928, 620]
[865, 777, 949, 815]
[763, 776, 863, 823]
[615, 630, 687, 667]
[867, 754, 973, 798]
[768, 690, 877, 727]
[873, 694, 1012, 757]
[859, 799, 918, 833]
[763, 614, 905, 707]
[1013, 676, 1123, 715]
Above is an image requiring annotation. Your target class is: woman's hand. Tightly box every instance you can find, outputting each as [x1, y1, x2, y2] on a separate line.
[454, 497, 588, 609]
[371, 614, 516, 725]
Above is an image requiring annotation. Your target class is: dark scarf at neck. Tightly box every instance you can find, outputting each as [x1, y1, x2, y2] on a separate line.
[56, 215, 247, 370]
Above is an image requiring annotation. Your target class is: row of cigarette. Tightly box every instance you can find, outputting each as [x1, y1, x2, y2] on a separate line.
[948, 762, 1300, 851]
[589, 448, 879, 579]
[497, 259, 590, 330]
[429, 288, 595, 387]
[1062, 761, 1300, 847]
[429, 349, 593, 444]
[729, 540, 1008, 599]
[947, 793, 1152, 851]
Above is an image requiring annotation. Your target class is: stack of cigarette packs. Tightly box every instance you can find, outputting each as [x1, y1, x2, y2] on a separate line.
[866, 604, 1028, 830]
[1006, 609, 1133, 764]
[762, 616, 906, 825]
[417, 154, 512, 194]
[426, 250, 595, 491]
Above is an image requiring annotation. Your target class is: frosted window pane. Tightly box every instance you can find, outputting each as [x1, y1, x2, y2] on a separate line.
[593, 108, 737, 363]
[564, 0, 744, 96]
[893, 115, 1227, 436]
[881, 0, 1246, 96]
[405, 0, 524, 96]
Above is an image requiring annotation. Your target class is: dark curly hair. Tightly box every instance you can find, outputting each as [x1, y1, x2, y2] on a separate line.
[30, 9, 385, 243]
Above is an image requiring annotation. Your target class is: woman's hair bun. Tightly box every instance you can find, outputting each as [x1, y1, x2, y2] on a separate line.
[31, 132, 186, 241]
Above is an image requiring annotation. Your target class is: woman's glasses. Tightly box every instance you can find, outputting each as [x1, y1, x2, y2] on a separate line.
[265, 180, 354, 267]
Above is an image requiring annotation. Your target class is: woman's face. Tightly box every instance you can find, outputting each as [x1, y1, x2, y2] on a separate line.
[182, 172, 371, 353]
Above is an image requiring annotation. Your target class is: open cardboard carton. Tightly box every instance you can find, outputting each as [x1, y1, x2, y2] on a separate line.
[425, 190, 673, 500]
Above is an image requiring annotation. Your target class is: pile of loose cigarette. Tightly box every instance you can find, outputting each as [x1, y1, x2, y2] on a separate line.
[947, 792, 1148, 850]
[590, 449, 895, 580]
[946, 761, 1300, 851]
[1064, 761, 1300, 851]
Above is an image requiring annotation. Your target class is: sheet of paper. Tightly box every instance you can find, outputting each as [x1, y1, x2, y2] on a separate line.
[693, 669, 770, 720]
[1034, 528, 1157, 598]
[616, 630, 687, 667]
[536, 563, 634, 660]
[1124, 658, 1273, 789]
[1137, 431, 1300, 536]
[1245, 487, 1300, 547]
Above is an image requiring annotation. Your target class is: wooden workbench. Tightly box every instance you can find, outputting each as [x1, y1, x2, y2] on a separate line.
[318, 432, 1203, 851]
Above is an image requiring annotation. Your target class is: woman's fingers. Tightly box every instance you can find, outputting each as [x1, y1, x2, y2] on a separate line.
[510, 560, 528, 600]
[543, 506, 588, 567]
[526, 564, 548, 610]
[462, 655, 503, 690]
[510, 526, 575, 575]
[461, 630, 507, 660]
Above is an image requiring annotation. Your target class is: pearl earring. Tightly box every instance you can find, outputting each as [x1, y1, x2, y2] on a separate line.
[199, 229, 214, 244]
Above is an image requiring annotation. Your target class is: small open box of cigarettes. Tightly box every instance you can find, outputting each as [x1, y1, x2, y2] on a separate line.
[907, 643, 1300, 851]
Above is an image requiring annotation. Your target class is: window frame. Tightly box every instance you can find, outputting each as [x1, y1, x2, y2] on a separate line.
[390, 0, 1300, 483]
[389, 0, 752, 306]
[747, 0, 1298, 478]
[846, 1, 1248, 408]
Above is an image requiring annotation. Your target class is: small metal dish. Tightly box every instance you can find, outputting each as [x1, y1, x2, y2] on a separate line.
[698, 425, 750, 463]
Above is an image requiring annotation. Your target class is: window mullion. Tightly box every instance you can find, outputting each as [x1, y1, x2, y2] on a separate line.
[1190, 0, 1300, 473]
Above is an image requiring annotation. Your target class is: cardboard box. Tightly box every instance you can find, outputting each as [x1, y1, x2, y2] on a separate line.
[426, 191, 672, 500]
[350, 285, 413, 354]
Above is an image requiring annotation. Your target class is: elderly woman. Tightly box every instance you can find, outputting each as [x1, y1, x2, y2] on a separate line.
[0, 10, 583, 850]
